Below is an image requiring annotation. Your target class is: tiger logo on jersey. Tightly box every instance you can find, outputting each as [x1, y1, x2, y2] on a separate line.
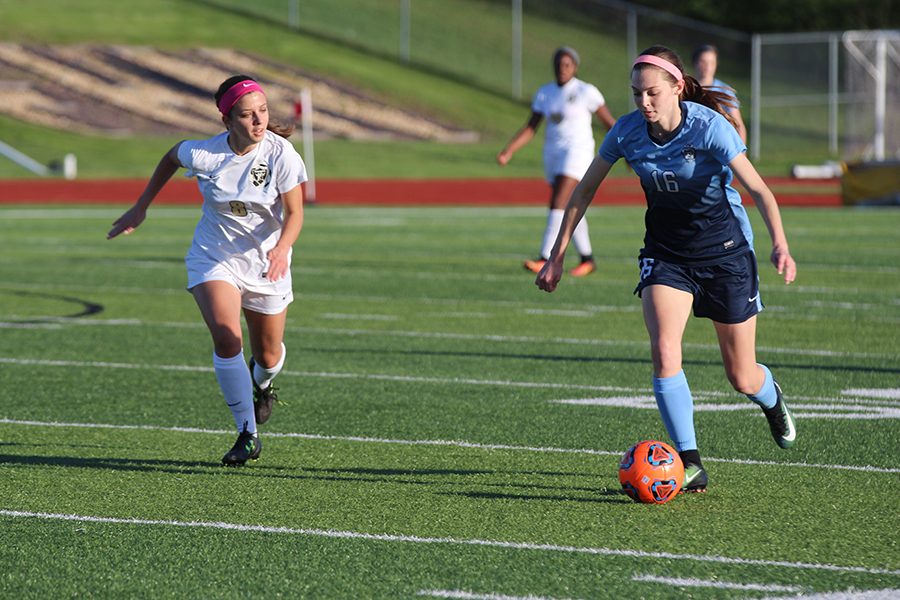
[250, 164, 270, 187]
[682, 145, 696, 163]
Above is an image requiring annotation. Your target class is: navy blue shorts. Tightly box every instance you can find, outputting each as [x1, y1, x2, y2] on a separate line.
[634, 250, 763, 324]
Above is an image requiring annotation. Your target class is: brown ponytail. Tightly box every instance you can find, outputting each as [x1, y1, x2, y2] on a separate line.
[634, 46, 739, 132]
[214, 74, 295, 139]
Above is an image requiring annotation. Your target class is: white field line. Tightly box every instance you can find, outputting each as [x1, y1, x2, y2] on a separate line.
[4, 355, 893, 405]
[1, 510, 897, 577]
[631, 574, 803, 593]
[0, 356, 640, 393]
[844, 388, 900, 400]
[418, 590, 578, 600]
[320, 313, 400, 321]
[761, 590, 900, 600]
[551, 396, 900, 420]
[1, 417, 898, 474]
[1, 355, 897, 408]
[2, 313, 893, 361]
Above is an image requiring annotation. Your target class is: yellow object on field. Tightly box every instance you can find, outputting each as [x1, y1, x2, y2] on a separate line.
[841, 160, 900, 205]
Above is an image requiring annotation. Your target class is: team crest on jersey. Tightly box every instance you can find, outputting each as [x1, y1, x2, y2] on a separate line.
[682, 145, 696, 162]
[250, 164, 270, 187]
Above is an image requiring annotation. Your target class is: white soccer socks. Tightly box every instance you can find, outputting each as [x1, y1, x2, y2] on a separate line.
[252, 343, 286, 391]
[541, 209, 593, 259]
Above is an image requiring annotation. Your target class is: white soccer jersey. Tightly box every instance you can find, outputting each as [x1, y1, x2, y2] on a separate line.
[532, 77, 606, 181]
[178, 130, 307, 295]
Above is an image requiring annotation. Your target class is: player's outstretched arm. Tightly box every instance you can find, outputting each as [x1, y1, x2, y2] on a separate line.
[108, 143, 183, 239]
[729, 153, 796, 284]
[497, 112, 542, 166]
[536, 156, 613, 292]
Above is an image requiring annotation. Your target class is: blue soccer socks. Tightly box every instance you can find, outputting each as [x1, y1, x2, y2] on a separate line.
[747, 363, 778, 409]
[653, 370, 697, 452]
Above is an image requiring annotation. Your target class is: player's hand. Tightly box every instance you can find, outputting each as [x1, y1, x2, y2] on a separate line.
[107, 205, 147, 239]
[265, 245, 291, 281]
[771, 245, 796, 284]
[496, 150, 511, 166]
[535, 258, 564, 293]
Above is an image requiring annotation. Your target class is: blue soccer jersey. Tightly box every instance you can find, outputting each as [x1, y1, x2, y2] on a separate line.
[599, 101, 753, 265]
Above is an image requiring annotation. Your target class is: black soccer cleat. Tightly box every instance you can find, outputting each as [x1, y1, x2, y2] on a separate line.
[763, 381, 797, 449]
[221, 427, 261, 466]
[681, 463, 708, 493]
[249, 357, 279, 425]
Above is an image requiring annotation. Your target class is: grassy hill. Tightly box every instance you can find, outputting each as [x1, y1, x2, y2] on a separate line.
[0, 0, 826, 179]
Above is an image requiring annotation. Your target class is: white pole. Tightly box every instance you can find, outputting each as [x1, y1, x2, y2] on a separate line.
[626, 9, 637, 65]
[512, 0, 522, 99]
[0, 140, 50, 176]
[400, 0, 410, 63]
[829, 34, 838, 155]
[751, 34, 761, 161]
[300, 88, 316, 203]
[874, 36, 887, 160]
[288, 0, 299, 29]
[63, 153, 77, 180]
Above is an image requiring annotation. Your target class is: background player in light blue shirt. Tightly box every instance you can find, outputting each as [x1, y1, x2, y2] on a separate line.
[535, 46, 798, 493]
[692, 44, 747, 143]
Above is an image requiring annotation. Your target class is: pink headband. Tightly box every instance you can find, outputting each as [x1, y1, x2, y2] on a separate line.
[217, 80, 266, 116]
[632, 55, 683, 82]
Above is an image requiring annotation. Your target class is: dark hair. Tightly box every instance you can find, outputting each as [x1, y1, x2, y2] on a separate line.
[215, 74, 294, 139]
[691, 44, 718, 65]
[553, 46, 580, 68]
[634, 46, 737, 130]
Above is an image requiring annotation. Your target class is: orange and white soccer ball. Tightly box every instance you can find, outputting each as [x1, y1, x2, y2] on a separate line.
[618, 440, 684, 504]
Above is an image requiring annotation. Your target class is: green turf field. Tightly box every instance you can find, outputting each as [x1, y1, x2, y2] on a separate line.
[1, 203, 898, 598]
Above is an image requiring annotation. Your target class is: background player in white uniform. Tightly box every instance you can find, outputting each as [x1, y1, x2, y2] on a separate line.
[692, 44, 747, 143]
[498, 46, 616, 277]
[108, 75, 307, 466]
[535, 46, 797, 493]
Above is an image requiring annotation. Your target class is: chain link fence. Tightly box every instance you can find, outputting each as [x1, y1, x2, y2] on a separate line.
[196, 0, 897, 165]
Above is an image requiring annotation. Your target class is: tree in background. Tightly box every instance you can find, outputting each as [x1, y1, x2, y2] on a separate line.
[632, 0, 898, 33]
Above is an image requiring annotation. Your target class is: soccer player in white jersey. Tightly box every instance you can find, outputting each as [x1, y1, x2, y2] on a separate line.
[498, 46, 616, 277]
[535, 46, 798, 493]
[108, 75, 307, 466]
[692, 44, 747, 143]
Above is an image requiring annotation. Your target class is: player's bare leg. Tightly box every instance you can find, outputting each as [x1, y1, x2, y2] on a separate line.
[643, 285, 707, 491]
[192, 281, 260, 464]
[715, 318, 796, 448]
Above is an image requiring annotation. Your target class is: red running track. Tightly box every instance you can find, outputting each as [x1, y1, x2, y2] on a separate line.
[0, 177, 841, 206]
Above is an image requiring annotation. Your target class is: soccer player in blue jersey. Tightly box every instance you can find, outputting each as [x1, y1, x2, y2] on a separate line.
[535, 46, 798, 493]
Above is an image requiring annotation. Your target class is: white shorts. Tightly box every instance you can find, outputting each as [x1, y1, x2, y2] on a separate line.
[186, 259, 294, 315]
[543, 145, 595, 183]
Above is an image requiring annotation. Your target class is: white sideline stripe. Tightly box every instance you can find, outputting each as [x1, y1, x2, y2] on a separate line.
[1, 418, 898, 474]
[1, 313, 894, 361]
[321, 313, 399, 321]
[418, 590, 578, 600]
[552, 397, 900, 420]
[843, 388, 900, 400]
[0, 356, 642, 393]
[1, 510, 897, 577]
[761, 590, 900, 600]
[6, 356, 898, 408]
[631, 574, 803, 592]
